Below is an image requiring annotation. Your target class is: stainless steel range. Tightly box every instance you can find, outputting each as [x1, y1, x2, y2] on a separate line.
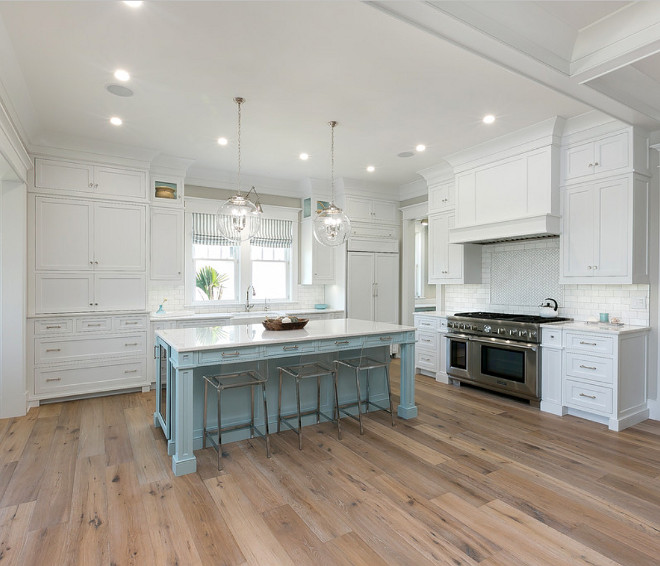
[446, 312, 571, 405]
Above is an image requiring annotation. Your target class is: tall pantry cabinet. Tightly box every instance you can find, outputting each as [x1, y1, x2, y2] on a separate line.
[27, 156, 152, 403]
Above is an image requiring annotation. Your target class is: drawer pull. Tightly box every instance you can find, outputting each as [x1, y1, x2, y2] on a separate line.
[579, 364, 597, 370]
[421, 338, 432, 343]
[125, 321, 139, 325]
[45, 325, 62, 329]
[124, 342, 139, 347]
[579, 393, 597, 399]
[222, 351, 241, 358]
[45, 377, 62, 382]
[87, 323, 102, 327]
[335, 340, 349, 345]
[124, 369, 138, 374]
[579, 341, 597, 346]
[379, 336, 392, 341]
[283, 345, 299, 351]
[45, 348, 61, 353]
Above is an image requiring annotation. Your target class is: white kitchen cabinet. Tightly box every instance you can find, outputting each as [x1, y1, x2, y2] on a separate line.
[562, 130, 631, 182]
[428, 181, 454, 214]
[35, 158, 147, 201]
[35, 196, 146, 272]
[299, 218, 335, 285]
[347, 251, 399, 324]
[427, 212, 481, 284]
[28, 313, 149, 401]
[560, 174, 648, 284]
[344, 196, 398, 225]
[35, 273, 146, 314]
[540, 327, 565, 416]
[150, 207, 184, 281]
[150, 175, 184, 206]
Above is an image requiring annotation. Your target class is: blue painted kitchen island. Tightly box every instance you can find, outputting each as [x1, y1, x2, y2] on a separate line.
[154, 318, 417, 476]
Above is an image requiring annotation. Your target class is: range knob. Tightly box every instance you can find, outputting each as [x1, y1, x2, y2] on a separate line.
[530, 331, 538, 339]
[509, 329, 517, 336]
[520, 330, 528, 337]
[460, 323, 466, 330]
[497, 328, 506, 335]
[483, 325, 491, 333]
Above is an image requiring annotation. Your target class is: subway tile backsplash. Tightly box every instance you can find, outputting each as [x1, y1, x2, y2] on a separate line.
[444, 239, 650, 326]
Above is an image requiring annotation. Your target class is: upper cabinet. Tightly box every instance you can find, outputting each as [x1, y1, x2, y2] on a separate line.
[344, 195, 398, 225]
[150, 208, 184, 281]
[561, 128, 648, 184]
[427, 212, 481, 285]
[427, 180, 454, 214]
[151, 175, 184, 207]
[34, 158, 148, 202]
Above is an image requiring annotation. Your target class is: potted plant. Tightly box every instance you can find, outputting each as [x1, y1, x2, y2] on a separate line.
[196, 266, 230, 300]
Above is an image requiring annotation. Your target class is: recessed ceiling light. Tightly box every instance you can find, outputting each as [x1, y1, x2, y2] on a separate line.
[114, 69, 130, 82]
[366, 165, 375, 172]
[397, 151, 414, 158]
[217, 137, 228, 146]
[106, 84, 133, 97]
[299, 153, 309, 161]
[415, 144, 426, 152]
[110, 116, 123, 126]
[483, 114, 496, 124]
[123, 1, 143, 7]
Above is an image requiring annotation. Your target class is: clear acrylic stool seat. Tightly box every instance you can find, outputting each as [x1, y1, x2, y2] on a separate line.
[202, 370, 271, 470]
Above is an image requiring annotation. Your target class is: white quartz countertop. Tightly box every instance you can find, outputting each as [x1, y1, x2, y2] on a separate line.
[540, 321, 650, 335]
[157, 318, 416, 352]
[150, 308, 344, 322]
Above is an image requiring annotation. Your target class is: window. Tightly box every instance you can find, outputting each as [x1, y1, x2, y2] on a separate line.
[185, 200, 299, 306]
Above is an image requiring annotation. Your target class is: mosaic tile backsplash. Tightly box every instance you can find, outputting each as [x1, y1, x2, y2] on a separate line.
[444, 239, 650, 326]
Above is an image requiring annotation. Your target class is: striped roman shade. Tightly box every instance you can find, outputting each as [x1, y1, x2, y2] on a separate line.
[192, 213, 292, 248]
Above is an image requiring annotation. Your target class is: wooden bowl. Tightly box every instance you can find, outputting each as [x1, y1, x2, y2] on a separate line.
[262, 318, 309, 331]
[155, 186, 176, 199]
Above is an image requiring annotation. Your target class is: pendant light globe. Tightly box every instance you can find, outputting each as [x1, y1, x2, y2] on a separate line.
[216, 97, 263, 243]
[312, 121, 351, 247]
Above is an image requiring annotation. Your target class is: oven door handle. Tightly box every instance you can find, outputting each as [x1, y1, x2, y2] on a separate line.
[470, 336, 538, 351]
[445, 333, 472, 340]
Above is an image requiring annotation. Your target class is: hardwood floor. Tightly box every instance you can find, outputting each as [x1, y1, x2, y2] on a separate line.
[1, 362, 660, 565]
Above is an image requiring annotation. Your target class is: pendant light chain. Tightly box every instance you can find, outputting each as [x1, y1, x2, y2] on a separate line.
[235, 97, 243, 197]
[330, 120, 337, 203]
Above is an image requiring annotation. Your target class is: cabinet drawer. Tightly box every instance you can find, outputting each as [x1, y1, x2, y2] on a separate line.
[416, 351, 437, 371]
[76, 317, 112, 332]
[264, 342, 316, 358]
[416, 330, 436, 349]
[565, 353, 613, 384]
[35, 333, 146, 364]
[115, 315, 147, 331]
[541, 328, 562, 346]
[35, 359, 146, 396]
[415, 316, 438, 330]
[34, 319, 74, 335]
[564, 379, 613, 415]
[364, 334, 396, 346]
[318, 336, 363, 351]
[564, 332, 614, 355]
[198, 346, 262, 364]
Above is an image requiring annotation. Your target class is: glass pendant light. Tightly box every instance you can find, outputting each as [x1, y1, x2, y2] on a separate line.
[313, 121, 351, 246]
[216, 97, 263, 243]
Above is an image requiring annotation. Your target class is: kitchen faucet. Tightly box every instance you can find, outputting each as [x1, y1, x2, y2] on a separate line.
[245, 285, 256, 311]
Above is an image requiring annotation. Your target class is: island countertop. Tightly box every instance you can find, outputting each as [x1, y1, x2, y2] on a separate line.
[157, 318, 416, 352]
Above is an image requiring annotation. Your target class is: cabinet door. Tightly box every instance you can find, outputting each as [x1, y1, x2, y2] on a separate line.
[311, 235, 335, 283]
[344, 196, 373, 223]
[347, 252, 374, 320]
[35, 197, 92, 270]
[94, 166, 147, 200]
[563, 141, 594, 180]
[562, 185, 595, 277]
[428, 182, 453, 213]
[595, 177, 629, 277]
[94, 274, 146, 311]
[372, 200, 398, 224]
[594, 131, 629, 176]
[35, 158, 94, 194]
[35, 273, 94, 313]
[374, 253, 399, 324]
[427, 213, 449, 283]
[445, 214, 464, 281]
[150, 208, 183, 280]
[93, 203, 146, 271]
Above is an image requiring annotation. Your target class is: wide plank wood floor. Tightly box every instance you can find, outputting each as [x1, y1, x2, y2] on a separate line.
[1, 360, 660, 565]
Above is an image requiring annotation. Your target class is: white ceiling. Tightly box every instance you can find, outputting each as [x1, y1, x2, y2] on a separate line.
[0, 1, 657, 193]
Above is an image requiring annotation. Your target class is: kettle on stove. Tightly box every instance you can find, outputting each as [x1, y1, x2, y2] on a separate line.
[539, 298, 558, 318]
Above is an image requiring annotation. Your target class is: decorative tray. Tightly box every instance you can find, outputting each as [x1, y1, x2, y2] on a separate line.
[262, 318, 309, 331]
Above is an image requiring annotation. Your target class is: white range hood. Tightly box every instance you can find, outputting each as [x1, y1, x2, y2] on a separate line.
[431, 117, 565, 245]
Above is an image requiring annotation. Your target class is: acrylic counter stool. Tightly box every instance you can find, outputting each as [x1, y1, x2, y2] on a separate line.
[202, 370, 271, 470]
[334, 353, 396, 435]
[277, 361, 341, 449]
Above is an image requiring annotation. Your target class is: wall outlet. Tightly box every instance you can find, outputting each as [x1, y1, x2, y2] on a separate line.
[631, 297, 646, 310]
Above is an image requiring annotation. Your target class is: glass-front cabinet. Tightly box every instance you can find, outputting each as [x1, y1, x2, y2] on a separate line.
[155, 336, 173, 439]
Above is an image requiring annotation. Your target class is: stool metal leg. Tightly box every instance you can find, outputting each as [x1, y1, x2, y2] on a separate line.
[277, 368, 283, 433]
[333, 369, 342, 440]
[366, 368, 371, 412]
[385, 364, 395, 427]
[203, 379, 208, 449]
[262, 382, 271, 458]
[316, 375, 321, 424]
[217, 387, 223, 470]
[250, 383, 255, 438]
[296, 378, 303, 450]
[354, 367, 364, 435]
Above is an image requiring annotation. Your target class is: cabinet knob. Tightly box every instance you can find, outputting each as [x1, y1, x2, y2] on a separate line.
[88, 182, 94, 188]
[89, 261, 93, 265]
[593, 265, 597, 270]
[594, 162, 599, 167]
[89, 303, 93, 306]
[94, 260, 99, 265]
[588, 163, 594, 167]
[587, 265, 592, 269]
[94, 302, 98, 306]
[94, 183, 99, 188]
